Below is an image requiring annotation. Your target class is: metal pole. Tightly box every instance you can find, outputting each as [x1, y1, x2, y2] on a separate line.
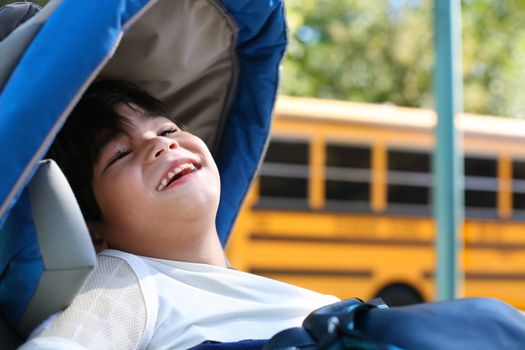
[433, 0, 464, 300]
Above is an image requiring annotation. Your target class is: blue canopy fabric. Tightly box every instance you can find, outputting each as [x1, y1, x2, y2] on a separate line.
[216, 0, 287, 243]
[0, 0, 286, 335]
[0, 0, 287, 243]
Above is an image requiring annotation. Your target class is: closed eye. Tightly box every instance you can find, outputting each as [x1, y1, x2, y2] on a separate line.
[107, 149, 132, 168]
[159, 127, 178, 137]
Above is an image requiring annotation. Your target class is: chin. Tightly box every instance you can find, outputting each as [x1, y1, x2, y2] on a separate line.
[176, 191, 219, 220]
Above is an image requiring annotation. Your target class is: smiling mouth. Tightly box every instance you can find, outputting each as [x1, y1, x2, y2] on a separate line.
[157, 162, 201, 191]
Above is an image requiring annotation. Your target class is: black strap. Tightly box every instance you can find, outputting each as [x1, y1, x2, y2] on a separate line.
[264, 298, 397, 350]
[190, 339, 268, 350]
[264, 327, 316, 350]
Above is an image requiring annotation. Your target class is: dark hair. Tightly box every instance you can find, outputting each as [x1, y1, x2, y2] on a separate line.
[46, 79, 172, 221]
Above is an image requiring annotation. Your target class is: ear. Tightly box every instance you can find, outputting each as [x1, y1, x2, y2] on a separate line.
[86, 221, 108, 253]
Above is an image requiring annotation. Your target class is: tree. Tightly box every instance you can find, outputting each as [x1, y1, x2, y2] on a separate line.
[282, 0, 433, 107]
[462, 0, 525, 118]
[282, 0, 525, 118]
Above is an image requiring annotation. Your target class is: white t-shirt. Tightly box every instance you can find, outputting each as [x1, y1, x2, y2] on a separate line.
[21, 249, 339, 350]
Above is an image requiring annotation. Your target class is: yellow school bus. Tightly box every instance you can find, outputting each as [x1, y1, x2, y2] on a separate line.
[226, 95, 525, 308]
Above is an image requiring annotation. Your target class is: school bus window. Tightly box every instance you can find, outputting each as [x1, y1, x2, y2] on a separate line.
[465, 156, 497, 177]
[466, 189, 497, 208]
[387, 149, 432, 214]
[325, 144, 371, 211]
[388, 149, 430, 173]
[464, 156, 497, 215]
[512, 160, 525, 212]
[258, 139, 309, 208]
[326, 144, 370, 169]
[263, 139, 309, 164]
[513, 193, 525, 212]
[325, 181, 369, 201]
[388, 185, 429, 205]
[513, 160, 525, 180]
[259, 176, 308, 199]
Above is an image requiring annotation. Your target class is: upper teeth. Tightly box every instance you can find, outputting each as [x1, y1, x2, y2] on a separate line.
[157, 163, 196, 191]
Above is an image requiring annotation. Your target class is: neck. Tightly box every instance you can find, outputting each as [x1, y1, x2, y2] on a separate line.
[175, 227, 227, 267]
[104, 220, 228, 267]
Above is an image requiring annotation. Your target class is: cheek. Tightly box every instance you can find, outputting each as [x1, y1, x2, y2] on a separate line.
[93, 171, 147, 221]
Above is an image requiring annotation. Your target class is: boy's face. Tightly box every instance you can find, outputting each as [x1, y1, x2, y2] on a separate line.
[90, 103, 221, 255]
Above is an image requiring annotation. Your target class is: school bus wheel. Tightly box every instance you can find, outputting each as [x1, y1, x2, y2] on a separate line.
[374, 283, 424, 306]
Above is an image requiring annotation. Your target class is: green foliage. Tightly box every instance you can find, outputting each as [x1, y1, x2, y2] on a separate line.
[462, 0, 525, 117]
[282, 0, 433, 108]
[282, 0, 525, 118]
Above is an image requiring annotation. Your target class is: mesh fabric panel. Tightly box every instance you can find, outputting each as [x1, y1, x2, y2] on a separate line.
[39, 255, 147, 349]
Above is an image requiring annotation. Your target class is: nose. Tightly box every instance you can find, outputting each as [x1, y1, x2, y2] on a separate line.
[146, 136, 178, 162]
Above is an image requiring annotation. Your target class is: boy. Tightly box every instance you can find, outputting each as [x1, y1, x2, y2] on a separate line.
[22, 80, 525, 350]
[21, 80, 340, 349]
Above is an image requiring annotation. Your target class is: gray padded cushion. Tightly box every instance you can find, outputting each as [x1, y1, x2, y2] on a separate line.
[0, 2, 41, 41]
[19, 159, 96, 336]
[0, 0, 61, 93]
[101, 0, 237, 155]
